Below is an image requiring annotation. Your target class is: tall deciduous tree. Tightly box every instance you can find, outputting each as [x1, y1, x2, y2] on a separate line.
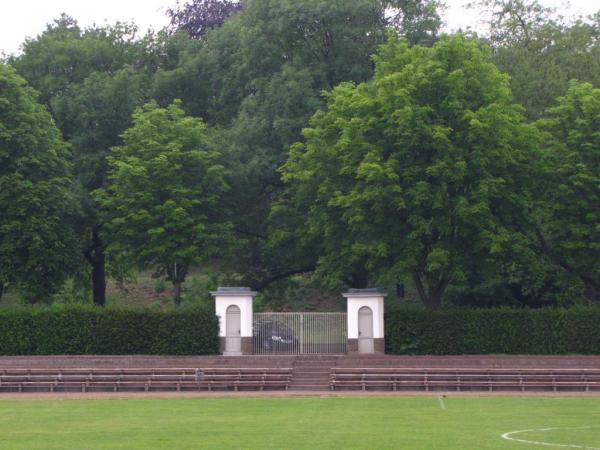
[536, 82, 600, 302]
[385, 0, 442, 45]
[167, 0, 242, 39]
[11, 16, 162, 305]
[10, 15, 146, 109]
[279, 34, 538, 309]
[161, 0, 442, 290]
[473, 0, 600, 119]
[51, 68, 152, 303]
[0, 64, 78, 302]
[96, 101, 231, 304]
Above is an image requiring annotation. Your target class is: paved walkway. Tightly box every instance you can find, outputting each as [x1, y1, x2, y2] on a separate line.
[1, 390, 599, 399]
[1, 354, 599, 368]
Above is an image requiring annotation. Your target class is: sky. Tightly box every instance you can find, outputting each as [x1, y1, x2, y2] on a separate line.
[0, 0, 598, 56]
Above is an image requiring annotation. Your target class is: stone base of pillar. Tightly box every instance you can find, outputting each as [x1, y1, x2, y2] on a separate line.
[347, 338, 358, 353]
[374, 338, 385, 354]
[219, 337, 253, 355]
[346, 338, 385, 354]
[241, 337, 253, 355]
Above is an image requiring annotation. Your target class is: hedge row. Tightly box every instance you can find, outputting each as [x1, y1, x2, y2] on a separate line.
[385, 308, 600, 355]
[2, 305, 598, 355]
[0, 305, 219, 355]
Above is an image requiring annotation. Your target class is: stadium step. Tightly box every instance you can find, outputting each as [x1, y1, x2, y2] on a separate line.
[289, 358, 336, 391]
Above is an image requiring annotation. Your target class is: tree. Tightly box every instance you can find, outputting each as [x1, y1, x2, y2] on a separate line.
[0, 64, 78, 302]
[385, 0, 442, 45]
[167, 0, 242, 39]
[472, 0, 600, 119]
[536, 82, 600, 302]
[96, 101, 231, 304]
[279, 34, 538, 309]
[10, 15, 146, 109]
[11, 16, 160, 305]
[471, 0, 556, 47]
[183, 0, 444, 289]
[50, 68, 152, 304]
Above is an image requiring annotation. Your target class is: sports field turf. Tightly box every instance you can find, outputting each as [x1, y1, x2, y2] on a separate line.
[0, 396, 598, 449]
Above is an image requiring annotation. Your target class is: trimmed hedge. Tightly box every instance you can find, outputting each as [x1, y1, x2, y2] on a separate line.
[386, 308, 600, 355]
[0, 305, 219, 355]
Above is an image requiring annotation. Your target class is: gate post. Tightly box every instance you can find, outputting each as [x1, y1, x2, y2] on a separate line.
[343, 288, 386, 354]
[211, 287, 256, 355]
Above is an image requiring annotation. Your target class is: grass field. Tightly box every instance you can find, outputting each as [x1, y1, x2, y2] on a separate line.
[0, 395, 599, 449]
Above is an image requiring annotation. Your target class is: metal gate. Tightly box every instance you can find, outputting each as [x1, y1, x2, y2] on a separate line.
[253, 312, 347, 354]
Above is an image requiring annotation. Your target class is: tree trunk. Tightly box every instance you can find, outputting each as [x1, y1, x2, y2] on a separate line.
[84, 226, 106, 306]
[173, 279, 182, 306]
[168, 263, 187, 306]
[0, 282, 4, 301]
[427, 285, 445, 310]
[413, 273, 448, 310]
[92, 249, 106, 306]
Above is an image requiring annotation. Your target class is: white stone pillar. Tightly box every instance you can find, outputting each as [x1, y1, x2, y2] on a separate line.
[211, 287, 256, 355]
[343, 288, 386, 354]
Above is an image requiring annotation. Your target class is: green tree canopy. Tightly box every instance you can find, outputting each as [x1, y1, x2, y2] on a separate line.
[174, 0, 443, 289]
[0, 63, 78, 302]
[474, 0, 600, 119]
[10, 16, 170, 305]
[10, 15, 149, 108]
[279, 34, 538, 309]
[536, 81, 600, 302]
[96, 101, 231, 304]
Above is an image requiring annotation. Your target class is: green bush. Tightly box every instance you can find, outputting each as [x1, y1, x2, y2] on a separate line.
[0, 304, 219, 355]
[386, 308, 600, 355]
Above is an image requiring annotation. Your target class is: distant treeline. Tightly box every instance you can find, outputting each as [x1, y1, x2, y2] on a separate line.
[0, 0, 598, 309]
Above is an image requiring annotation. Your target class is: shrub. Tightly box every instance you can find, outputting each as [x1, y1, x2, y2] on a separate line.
[0, 304, 219, 355]
[385, 308, 600, 355]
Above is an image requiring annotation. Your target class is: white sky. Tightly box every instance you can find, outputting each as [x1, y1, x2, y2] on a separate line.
[0, 0, 598, 56]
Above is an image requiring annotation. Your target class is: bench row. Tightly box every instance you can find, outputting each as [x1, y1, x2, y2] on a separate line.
[330, 379, 600, 391]
[331, 374, 600, 382]
[0, 367, 292, 376]
[0, 368, 294, 393]
[0, 374, 292, 383]
[0, 379, 291, 393]
[330, 368, 600, 392]
[331, 368, 600, 375]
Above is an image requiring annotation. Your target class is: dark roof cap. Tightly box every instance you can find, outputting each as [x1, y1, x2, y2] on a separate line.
[347, 288, 385, 293]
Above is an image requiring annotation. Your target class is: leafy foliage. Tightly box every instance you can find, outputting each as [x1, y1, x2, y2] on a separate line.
[475, 1, 600, 119]
[10, 15, 149, 109]
[0, 304, 218, 354]
[167, 0, 242, 39]
[10, 16, 163, 305]
[96, 101, 231, 304]
[0, 64, 79, 302]
[386, 307, 600, 354]
[2, 2, 599, 312]
[535, 82, 600, 301]
[385, 0, 442, 45]
[280, 34, 538, 308]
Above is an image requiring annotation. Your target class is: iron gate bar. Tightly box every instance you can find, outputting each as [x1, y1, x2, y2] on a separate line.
[253, 312, 347, 355]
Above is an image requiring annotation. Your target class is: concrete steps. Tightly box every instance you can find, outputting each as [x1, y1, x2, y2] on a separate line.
[289, 358, 338, 391]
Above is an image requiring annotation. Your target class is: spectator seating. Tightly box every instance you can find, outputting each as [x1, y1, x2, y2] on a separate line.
[330, 368, 600, 392]
[0, 367, 292, 393]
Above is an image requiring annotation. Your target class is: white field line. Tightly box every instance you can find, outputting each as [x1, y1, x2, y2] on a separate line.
[437, 396, 446, 410]
[501, 426, 600, 449]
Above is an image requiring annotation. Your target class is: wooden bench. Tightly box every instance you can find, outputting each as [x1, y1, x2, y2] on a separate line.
[0, 367, 293, 393]
[330, 368, 600, 392]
